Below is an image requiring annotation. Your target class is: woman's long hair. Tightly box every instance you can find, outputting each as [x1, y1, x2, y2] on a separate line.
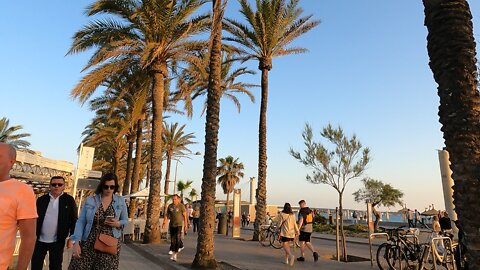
[282, 203, 293, 214]
[95, 172, 119, 194]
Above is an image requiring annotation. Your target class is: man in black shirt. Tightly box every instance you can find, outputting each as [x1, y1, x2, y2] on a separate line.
[296, 200, 318, 262]
[439, 211, 452, 231]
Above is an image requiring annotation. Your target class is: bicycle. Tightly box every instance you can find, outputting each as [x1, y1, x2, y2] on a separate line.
[258, 223, 277, 247]
[269, 229, 300, 249]
[419, 236, 456, 270]
[376, 226, 422, 270]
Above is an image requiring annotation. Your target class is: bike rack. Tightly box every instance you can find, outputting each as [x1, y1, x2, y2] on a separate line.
[368, 232, 390, 267]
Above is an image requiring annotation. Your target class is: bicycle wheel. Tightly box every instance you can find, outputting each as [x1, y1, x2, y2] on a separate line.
[259, 230, 270, 247]
[387, 244, 410, 270]
[376, 243, 392, 270]
[270, 231, 283, 249]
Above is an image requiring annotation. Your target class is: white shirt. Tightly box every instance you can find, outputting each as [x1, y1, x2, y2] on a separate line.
[39, 193, 62, 243]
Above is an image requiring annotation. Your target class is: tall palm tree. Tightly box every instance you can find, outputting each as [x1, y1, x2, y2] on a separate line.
[224, 0, 319, 240]
[189, 188, 198, 202]
[423, 0, 480, 266]
[176, 180, 194, 200]
[217, 156, 244, 211]
[68, 0, 209, 244]
[162, 122, 196, 214]
[193, 0, 227, 267]
[175, 50, 256, 116]
[0, 117, 31, 149]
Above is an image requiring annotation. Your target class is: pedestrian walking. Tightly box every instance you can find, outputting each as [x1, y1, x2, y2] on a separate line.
[0, 143, 38, 270]
[162, 194, 188, 262]
[187, 204, 193, 229]
[192, 203, 200, 233]
[246, 214, 251, 226]
[31, 176, 78, 270]
[274, 203, 299, 267]
[69, 173, 128, 270]
[241, 212, 247, 227]
[407, 209, 414, 228]
[352, 211, 358, 224]
[296, 200, 319, 262]
[414, 209, 420, 228]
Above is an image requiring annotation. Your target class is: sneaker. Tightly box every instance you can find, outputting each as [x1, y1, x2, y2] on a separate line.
[168, 250, 173, 255]
[284, 257, 289, 265]
[171, 253, 177, 261]
[289, 255, 295, 267]
[178, 247, 184, 253]
[297, 257, 305, 262]
[313, 252, 319, 262]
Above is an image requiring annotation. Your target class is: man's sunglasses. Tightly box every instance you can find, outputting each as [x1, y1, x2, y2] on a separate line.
[50, 183, 64, 187]
[103, 185, 116, 190]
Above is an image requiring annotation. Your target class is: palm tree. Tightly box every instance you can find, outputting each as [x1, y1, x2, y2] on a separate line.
[0, 117, 31, 148]
[189, 188, 198, 202]
[163, 123, 196, 197]
[217, 156, 244, 211]
[193, 0, 227, 267]
[224, 0, 319, 240]
[423, 0, 480, 266]
[176, 180, 194, 200]
[175, 50, 256, 116]
[68, 0, 209, 244]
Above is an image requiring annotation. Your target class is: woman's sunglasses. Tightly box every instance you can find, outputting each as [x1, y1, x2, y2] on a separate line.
[103, 185, 116, 190]
[50, 183, 64, 187]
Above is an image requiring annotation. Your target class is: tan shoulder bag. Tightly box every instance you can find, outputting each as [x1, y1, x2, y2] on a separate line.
[93, 196, 118, 255]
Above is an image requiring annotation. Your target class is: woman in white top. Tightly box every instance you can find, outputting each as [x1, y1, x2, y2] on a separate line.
[275, 203, 299, 266]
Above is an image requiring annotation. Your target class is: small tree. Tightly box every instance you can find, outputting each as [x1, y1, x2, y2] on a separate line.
[290, 123, 370, 262]
[353, 178, 404, 230]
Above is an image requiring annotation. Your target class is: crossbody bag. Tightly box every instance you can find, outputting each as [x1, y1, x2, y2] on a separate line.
[92, 196, 119, 255]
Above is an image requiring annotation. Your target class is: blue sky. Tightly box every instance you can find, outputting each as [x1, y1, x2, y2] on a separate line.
[2, 1, 479, 211]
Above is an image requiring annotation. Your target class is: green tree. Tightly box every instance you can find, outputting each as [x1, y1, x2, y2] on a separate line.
[0, 117, 31, 149]
[193, 0, 226, 267]
[217, 156, 245, 212]
[163, 123, 196, 198]
[290, 123, 370, 261]
[224, 0, 319, 240]
[69, 0, 209, 244]
[175, 50, 256, 116]
[423, 0, 480, 266]
[189, 188, 198, 202]
[176, 180, 194, 201]
[353, 178, 404, 230]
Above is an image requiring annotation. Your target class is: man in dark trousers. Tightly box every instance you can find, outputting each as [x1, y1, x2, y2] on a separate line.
[162, 194, 187, 262]
[31, 176, 77, 270]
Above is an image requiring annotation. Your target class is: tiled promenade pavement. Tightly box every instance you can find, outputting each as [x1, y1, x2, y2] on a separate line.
[56, 243, 163, 269]
[129, 228, 381, 270]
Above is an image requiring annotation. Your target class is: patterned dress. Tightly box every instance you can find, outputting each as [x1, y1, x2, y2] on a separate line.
[68, 201, 121, 270]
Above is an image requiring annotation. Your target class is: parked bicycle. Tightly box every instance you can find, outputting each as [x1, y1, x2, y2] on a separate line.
[419, 236, 456, 270]
[376, 226, 422, 270]
[258, 223, 277, 247]
[270, 229, 300, 249]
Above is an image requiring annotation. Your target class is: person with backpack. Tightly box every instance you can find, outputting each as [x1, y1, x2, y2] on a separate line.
[297, 200, 319, 262]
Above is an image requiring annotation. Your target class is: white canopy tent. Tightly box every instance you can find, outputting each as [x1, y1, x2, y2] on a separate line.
[123, 187, 166, 198]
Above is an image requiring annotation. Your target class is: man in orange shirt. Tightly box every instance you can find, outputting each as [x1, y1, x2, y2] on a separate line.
[0, 143, 37, 270]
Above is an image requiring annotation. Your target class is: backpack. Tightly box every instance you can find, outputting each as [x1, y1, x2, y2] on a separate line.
[305, 210, 314, 224]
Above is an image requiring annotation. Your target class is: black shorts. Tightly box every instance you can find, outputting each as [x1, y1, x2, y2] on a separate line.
[299, 231, 312, 242]
[281, 237, 294, 242]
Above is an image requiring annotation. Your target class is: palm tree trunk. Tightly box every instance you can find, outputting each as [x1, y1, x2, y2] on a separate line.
[144, 64, 167, 244]
[423, 0, 480, 267]
[253, 66, 269, 241]
[122, 136, 134, 195]
[192, 0, 225, 268]
[129, 119, 144, 219]
[163, 153, 172, 217]
[113, 150, 122, 184]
